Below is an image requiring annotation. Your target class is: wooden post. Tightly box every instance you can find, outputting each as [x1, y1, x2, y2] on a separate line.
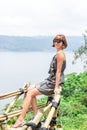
[27, 109, 46, 130]
[1, 123, 7, 130]
[5, 95, 20, 113]
[49, 110, 58, 130]
[27, 103, 52, 130]
[5, 82, 30, 114]
[42, 94, 60, 129]
[4, 125, 28, 130]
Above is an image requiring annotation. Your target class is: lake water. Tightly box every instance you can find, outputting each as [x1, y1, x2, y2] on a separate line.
[0, 51, 84, 109]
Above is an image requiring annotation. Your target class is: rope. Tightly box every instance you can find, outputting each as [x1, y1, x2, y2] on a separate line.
[19, 88, 25, 95]
[0, 82, 30, 100]
[3, 113, 8, 120]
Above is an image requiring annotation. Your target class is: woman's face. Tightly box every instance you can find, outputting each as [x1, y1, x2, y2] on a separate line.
[54, 41, 63, 50]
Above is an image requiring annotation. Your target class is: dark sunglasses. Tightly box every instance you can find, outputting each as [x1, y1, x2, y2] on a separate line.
[53, 39, 62, 43]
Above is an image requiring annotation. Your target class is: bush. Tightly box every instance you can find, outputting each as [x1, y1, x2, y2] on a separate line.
[3, 71, 87, 129]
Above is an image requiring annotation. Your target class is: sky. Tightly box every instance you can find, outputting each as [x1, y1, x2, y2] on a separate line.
[0, 0, 87, 36]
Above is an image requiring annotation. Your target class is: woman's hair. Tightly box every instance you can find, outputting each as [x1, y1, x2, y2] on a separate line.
[52, 34, 67, 49]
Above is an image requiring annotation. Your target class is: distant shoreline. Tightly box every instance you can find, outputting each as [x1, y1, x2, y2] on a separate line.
[0, 35, 84, 52]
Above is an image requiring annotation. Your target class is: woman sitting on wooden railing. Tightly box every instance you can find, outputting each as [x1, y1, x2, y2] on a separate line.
[11, 34, 67, 128]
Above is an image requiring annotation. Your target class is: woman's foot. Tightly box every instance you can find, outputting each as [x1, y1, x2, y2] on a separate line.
[11, 116, 24, 128]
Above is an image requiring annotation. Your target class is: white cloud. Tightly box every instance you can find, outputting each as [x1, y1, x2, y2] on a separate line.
[0, 0, 87, 36]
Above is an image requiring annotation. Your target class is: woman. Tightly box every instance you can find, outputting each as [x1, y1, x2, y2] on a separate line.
[12, 34, 67, 128]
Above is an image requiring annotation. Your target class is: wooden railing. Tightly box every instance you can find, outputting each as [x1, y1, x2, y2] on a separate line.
[0, 83, 62, 130]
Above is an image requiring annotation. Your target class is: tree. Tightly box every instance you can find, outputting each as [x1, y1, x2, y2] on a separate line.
[73, 31, 87, 69]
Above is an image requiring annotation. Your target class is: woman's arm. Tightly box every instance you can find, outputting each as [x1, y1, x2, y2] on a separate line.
[54, 51, 65, 94]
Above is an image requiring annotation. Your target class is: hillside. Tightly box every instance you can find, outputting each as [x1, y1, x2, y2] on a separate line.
[1, 71, 87, 130]
[0, 35, 84, 52]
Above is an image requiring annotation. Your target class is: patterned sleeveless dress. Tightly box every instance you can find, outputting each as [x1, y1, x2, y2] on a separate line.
[35, 55, 66, 95]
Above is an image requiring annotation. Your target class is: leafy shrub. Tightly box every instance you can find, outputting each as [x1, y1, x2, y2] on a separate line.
[3, 71, 87, 129]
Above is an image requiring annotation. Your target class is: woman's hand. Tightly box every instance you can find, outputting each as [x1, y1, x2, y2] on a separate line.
[54, 87, 62, 94]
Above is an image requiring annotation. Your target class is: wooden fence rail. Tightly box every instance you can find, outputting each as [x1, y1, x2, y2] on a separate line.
[0, 82, 62, 130]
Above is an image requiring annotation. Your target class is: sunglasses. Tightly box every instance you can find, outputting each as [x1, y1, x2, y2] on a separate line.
[53, 39, 62, 44]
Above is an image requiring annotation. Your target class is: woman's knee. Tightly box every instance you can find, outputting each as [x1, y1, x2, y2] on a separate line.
[28, 84, 35, 91]
[27, 89, 36, 98]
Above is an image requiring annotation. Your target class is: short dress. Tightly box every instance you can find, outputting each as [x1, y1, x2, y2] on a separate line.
[35, 55, 66, 95]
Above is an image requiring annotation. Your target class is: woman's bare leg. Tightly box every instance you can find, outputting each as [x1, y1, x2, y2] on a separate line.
[27, 85, 38, 115]
[31, 96, 38, 116]
[23, 85, 38, 116]
[12, 87, 41, 128]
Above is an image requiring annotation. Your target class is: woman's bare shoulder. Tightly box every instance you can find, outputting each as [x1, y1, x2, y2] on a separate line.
[56, 50, 66, 61]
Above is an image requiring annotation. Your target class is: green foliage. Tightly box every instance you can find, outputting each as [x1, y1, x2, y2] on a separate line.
[4, 71, 87, 129]
[73, 31, 87, 69]
[57, 71, 87, 130]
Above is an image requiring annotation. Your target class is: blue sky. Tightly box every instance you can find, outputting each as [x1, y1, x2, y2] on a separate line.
[0, 0, 87, 36]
